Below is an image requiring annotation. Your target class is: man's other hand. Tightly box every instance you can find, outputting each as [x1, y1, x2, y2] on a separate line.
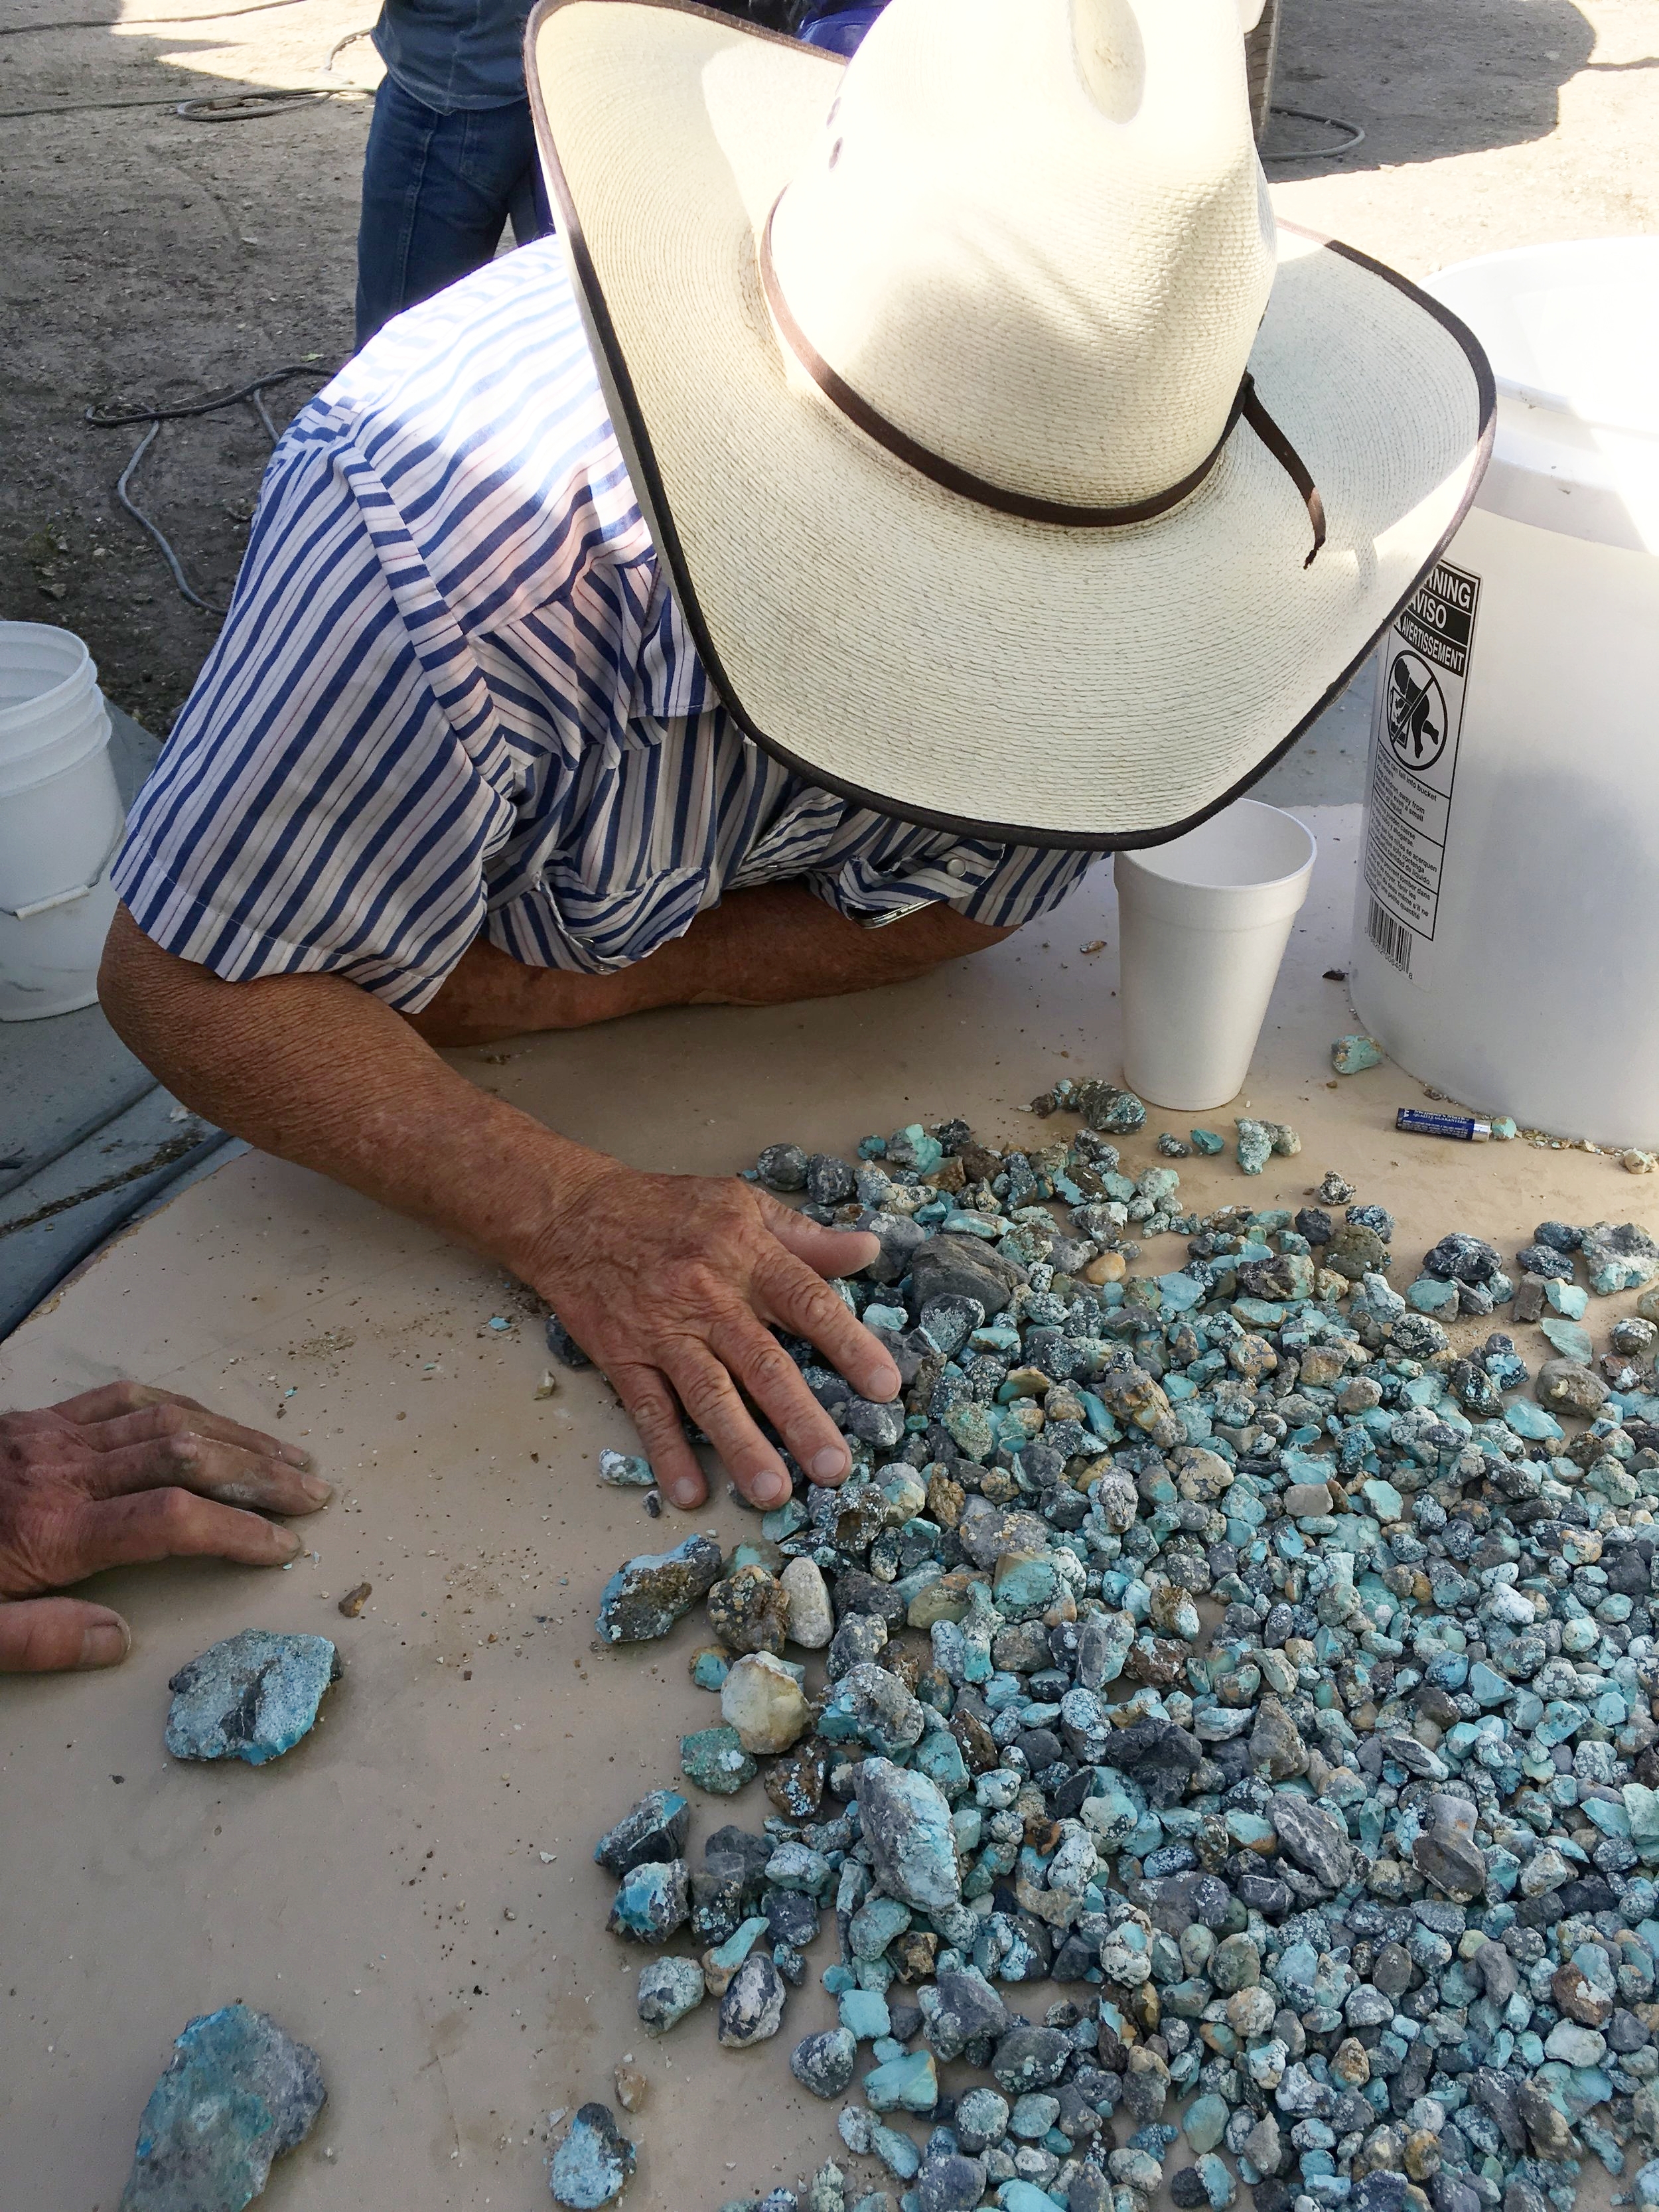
[529, 1167, 902, 1513]
[0, 1382, 330, 1673]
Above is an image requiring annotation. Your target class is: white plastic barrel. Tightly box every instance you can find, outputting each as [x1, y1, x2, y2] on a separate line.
[1116, 800, 1316, 1110]
[0, 622, 125, 1021]
[1349, 238, 1659, 1147]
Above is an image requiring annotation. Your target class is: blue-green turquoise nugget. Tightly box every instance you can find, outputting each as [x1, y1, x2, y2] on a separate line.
[681, 1724, 757, 1794]
[549, 2103, 635, 2209]
[606, 1858, 689, 1942]
[1331, 1033, 1384, 1074]
[1234, 1118, 1273, 1175]
[119, 2003, 325, 2211]
[597, 1449, 655, 1487]
[164, 1631, 339, 1765]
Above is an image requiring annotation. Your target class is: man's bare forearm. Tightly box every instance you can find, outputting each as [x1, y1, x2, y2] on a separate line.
[98, 907, 598, 1282]
[97, 889, 1007, 1278]
[96, 894, 983, 1506]
[408, 883, 1010, 1045]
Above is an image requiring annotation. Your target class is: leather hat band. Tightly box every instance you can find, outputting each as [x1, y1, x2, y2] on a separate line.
[760, 194, 1325, 564]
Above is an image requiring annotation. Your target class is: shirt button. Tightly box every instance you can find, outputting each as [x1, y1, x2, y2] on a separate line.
[945, 857, 968, 879]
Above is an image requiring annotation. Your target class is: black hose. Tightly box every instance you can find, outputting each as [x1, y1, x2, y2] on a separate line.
[87, 364, 322, 428]
[1, 0, 323, 37]
[1, 84, 362, 118]
[88, 364, 332, 616]
[1261, 107, 1367, 162]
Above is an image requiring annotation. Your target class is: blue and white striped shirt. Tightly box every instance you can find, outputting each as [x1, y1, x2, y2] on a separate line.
[115, 240, 1092, 1015]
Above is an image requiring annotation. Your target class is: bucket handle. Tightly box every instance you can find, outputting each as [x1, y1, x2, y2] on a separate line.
[0, 831, 121, 921]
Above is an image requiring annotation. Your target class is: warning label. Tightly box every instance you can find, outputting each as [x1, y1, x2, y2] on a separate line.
[1362, 557, 1481, 990]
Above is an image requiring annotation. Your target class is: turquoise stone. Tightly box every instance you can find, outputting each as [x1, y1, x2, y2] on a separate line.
[1506, 1400, 1565, 1442]
[862, 2049, 938, 2113]
[164, 1631, 338, 1766]
[119, 2005, 325, 2212]
[1361, 1477, 1404, 1522]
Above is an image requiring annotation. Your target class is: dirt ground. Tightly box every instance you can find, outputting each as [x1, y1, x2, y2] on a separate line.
[1, 0, 1656, 736]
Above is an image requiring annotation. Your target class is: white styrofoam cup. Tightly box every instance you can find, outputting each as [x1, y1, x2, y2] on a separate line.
[1113, 799, 1316, 1111]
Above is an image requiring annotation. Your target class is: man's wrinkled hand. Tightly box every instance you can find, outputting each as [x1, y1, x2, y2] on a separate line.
[529, 1165, 901, 1512]
[0, 1382, 330, 1673]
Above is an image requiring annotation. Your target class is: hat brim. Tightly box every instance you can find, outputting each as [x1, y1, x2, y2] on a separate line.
[526, 0, 1494, 849]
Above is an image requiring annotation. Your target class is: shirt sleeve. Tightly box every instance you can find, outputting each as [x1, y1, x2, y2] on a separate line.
[113, 410, 518, 1015]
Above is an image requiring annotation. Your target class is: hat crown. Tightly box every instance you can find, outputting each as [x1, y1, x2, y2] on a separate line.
[766, 0, 1277, 507]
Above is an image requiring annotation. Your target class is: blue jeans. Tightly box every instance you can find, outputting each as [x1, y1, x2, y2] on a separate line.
[355, 74, 552, 350]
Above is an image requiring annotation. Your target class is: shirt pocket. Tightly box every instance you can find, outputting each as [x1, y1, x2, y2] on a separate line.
[527, 856, 716, 972]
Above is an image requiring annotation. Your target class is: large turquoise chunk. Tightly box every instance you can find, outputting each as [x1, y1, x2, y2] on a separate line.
[1361, 1477, 1404, 1522]
[550, 2105, 636, 2209]
[1541, 1316, 1593, 1363]
[1469, 1662, 1511, 1707]
[119, 2004, 325, 2212]
[914, 1724, 970, 1795]
[863, 2048, 938, 2113]
[1506, 1400, 1565, 1442]
[607, 1860, 689, 1943]
[1185, 2093, 1230, 2152]
[165, 1631, 339, 1766]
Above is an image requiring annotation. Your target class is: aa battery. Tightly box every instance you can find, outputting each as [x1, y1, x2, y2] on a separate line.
[1396, 1108, 1491, 1142]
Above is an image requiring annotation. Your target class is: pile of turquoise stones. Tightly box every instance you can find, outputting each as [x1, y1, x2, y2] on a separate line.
[573, 1087, 1659, 2212]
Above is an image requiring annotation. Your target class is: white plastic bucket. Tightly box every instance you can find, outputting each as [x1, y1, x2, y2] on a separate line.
[0, 622, 125, 1021]
[1114, 800, 1317, 1110]
[1350, 239, 1659, 1147]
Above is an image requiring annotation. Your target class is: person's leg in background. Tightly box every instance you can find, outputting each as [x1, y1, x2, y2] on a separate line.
[356, 76, 552, 350]
[504, 120, 552, 250]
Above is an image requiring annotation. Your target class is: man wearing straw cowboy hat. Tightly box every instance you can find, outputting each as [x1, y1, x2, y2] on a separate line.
[0, 0, 1486, 1678]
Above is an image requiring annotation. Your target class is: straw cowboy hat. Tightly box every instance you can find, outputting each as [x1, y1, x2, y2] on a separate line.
[525, 0, 1493, 848]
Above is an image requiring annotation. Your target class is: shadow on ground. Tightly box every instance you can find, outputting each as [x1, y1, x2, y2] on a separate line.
[1265, 0, 1608, 177]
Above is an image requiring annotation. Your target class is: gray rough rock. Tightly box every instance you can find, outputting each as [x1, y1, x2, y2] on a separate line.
[635, 1955, 705, 2035]
[1244, 2113, 1283, 2175]
[1475, 1941, 1518, 2006]
[1423, 1232, 1504, 1284]
[1519, 2079, 1575, 2159]
[854, 1757, 962, 1913]
[1412, 1793, 1488, 1901]
[920, 1966, 1010, 2060]
[1250, 1696, 1308, 1780]
[593, 1789, 690, 1876]
[955, 1504, 1052, 1572]
[790, 2027, 857, 2098]
[1269, 1795, 1354, 1888]
[1074, 1609, 1115, 1691]
[990, 2024, 1073, 2093]
[597, 1535, 723, 1643]
[1535, 1357, 1610, 1416]
[916, 2153, 988, 2212]
[718, 1953, 786, 2048]
[857, 1209, 928, 1285]
[905, 1235, 1027, 1321]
